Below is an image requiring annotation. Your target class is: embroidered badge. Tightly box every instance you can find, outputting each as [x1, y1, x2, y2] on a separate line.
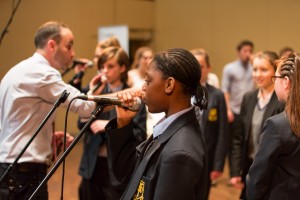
[133, 180, 145, 200]
[208, 108, 217, 121]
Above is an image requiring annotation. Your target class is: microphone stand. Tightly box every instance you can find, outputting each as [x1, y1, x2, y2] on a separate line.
[0, 90, 70, 184]
[28, 104, 106, 200]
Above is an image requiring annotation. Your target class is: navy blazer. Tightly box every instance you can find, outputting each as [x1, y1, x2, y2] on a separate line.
[246, 112, 300, 200]
[106, 108, 208, 200]
[199, 84, 228, 172]
[231, 90, 285, 178]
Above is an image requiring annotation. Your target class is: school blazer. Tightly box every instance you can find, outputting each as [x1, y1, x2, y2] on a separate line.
[230, 90, 285, 178]
[246, 112, 300, 200]
[200, 84, 228, 172]
[105, 108, 208, 200]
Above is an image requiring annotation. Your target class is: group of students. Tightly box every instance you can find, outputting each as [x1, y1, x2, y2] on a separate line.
[0, 20, 300, 200]
[219, 40, 300, 200]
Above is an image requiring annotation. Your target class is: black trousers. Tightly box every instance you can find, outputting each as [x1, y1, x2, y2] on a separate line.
[0, 163, 48, 200]
[228, 113, 242, 175]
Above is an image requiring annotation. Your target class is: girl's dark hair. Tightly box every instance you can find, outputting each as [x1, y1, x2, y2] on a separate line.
[278, 52, 300, 137]
[151, 48, 208, 110]
[97, 46, 129, 83]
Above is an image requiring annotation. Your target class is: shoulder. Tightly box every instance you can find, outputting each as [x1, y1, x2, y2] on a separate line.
[263, 112, 291, 139]
[267, 112, 288, 127]
[164, 120, 205, 154]
[207, 84, 224, 98]
[223, 60, 238, 70]
[207, 84, 222, 94]
[262, 112, 299, 153]
[242, 89, 258, 100]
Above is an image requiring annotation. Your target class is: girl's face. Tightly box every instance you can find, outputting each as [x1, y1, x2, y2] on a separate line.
[142, 62, 168, 114]
[98, 57, 125, 86]
[252, 57, 275, 90]
[274, 67, 289, 102]
[195, 55, 209, 84]
[139, 50, 153, 71]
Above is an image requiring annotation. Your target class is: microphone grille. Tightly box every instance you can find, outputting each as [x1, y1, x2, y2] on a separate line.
[128, 97, 142, 112]
[86, 61, 94, 68]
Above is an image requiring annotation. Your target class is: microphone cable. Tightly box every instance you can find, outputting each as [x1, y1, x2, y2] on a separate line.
[59, 97, 76, 200]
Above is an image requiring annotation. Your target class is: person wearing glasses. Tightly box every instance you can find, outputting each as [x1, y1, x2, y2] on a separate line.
[246, 52, 300, 199]
[230, 51, 284, 199]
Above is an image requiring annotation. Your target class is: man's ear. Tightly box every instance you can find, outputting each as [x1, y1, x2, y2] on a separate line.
[47, 39, 56, 52]
[165, 77, 175, 95]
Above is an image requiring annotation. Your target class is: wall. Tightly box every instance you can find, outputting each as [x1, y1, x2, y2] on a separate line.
[155, 0, 300, 78]
[1, 0, 300, 132]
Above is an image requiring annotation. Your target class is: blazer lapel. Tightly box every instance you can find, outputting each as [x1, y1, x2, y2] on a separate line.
[244, 91, 258, 141]
[123, 137, 161, 200]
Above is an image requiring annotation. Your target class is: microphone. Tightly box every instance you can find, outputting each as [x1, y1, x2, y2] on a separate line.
[72, 60, 94, 68]
[77, 95, 142, 112]
[61, 59, 94, 77]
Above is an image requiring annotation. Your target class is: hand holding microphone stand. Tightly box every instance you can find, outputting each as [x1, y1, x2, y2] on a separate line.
[0, 90, 70, 184]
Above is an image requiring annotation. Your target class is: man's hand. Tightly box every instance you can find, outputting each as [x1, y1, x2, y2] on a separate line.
[54, 131, 74, 148]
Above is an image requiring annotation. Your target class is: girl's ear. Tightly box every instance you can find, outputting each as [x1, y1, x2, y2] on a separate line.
[120, 65, 126, 73]
[284, 76, 291, 91]
[165, 77, 175, 95]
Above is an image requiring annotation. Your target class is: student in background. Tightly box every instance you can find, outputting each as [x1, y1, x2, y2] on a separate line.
[191, 48, 229, 199]
[246, 52, 300, 200]
[221, 40, 255, 178]
[77, 46, 146, 200]
[230, 51, 284, 199]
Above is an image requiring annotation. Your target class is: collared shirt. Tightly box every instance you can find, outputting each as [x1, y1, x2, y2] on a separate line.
[152, 107, 193, 139]
[221, 60, 254, 114]
[257, 89, 273, 110]
[0, 53, 96, 164]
